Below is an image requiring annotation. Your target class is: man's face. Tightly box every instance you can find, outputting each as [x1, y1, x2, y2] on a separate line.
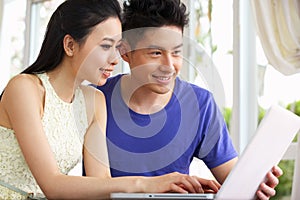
[125, 26, 183, 94]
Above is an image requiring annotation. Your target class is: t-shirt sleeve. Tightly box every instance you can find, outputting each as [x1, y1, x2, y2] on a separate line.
[195, 93, 238, 169]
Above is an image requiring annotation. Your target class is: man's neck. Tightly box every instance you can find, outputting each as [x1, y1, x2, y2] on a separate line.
[120, 75, 173, 114]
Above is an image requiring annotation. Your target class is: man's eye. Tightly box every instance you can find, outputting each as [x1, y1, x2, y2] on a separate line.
[173, 50, 182, 56]
[150, 51, 161, 56]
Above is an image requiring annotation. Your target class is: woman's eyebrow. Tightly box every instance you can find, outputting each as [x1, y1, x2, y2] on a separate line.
[102, 37, 116, 43]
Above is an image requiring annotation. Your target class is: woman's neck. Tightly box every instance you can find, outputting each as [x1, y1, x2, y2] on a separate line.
[47, 65, 80, 103]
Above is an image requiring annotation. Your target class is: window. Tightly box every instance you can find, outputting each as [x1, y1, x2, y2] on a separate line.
[0, 0, 26, 91]
[0, 0, 64, 92]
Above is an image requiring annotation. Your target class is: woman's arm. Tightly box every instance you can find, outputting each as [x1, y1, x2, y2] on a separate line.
[2, 75, 129, 199]
[2, 77, 217, 199]
[82, 85, 111, 179]
[2, 75, 119, 199]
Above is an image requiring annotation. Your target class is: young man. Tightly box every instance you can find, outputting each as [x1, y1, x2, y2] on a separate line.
[94, 0, 282, 198]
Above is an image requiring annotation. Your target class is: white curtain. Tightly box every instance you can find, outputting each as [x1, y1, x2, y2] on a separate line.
[251, 0, 300, 75]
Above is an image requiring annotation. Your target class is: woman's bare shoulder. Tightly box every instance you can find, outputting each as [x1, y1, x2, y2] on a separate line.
[3, 73, 44, 103]
[80, 85, 105, 102]
[6, 73, 41, 89]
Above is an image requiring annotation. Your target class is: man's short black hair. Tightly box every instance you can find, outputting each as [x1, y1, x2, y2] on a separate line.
[122, 0, 189, 48]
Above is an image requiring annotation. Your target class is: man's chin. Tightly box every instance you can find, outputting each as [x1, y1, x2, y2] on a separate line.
[152, 84, 174, 95]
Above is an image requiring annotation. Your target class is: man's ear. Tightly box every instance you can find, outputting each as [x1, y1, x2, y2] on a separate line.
[63, 34, 76, 57]
[119, 40, 131, 63]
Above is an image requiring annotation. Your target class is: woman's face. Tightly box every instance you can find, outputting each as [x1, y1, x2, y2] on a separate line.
[74, 17, 122, 86]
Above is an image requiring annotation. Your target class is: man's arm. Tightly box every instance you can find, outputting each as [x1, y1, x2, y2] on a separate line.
[210, 157, 238, 184]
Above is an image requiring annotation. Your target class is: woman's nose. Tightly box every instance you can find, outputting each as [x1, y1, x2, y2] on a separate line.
[109, 49, 120, 66]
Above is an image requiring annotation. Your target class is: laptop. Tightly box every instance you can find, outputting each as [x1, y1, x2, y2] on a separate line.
[111, 105, 300, 200]
[111, 193, 214, 200]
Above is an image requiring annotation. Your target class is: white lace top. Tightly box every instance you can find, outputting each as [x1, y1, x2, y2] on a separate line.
[0, 73, 88, 199]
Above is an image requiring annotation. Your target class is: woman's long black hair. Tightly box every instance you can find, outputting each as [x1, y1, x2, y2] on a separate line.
[0, 0, 121, 100]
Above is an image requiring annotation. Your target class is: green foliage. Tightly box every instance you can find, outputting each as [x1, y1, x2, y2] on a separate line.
[257, 106, 266, 124]
[286, 100, 300, 116]
[286, 100, 300, 142]
[222, 107, 232, 129]
[222, 105, 266, 129]
[271, 160, 295, 199]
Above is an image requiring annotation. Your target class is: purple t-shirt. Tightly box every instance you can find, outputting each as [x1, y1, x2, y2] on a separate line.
[95, 74, 237, 177]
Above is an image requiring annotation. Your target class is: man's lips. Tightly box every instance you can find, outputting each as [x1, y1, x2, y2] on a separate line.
[152, 74, 174, 84]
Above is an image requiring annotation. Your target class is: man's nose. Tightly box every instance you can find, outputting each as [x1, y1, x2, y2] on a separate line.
[160, 54, 175, 71]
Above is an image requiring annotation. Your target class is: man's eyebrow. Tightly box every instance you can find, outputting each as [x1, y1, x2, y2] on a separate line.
[173, 44, 183, 49]
[147, 43, 183, 50]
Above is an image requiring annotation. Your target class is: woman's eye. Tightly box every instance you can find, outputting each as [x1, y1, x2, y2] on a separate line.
[100, 44, 112, 50]
[116, 44, 121, 50]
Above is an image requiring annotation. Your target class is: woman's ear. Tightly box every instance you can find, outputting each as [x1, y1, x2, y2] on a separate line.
[63, 34, 76, 57]
[118, 40, 131, 63]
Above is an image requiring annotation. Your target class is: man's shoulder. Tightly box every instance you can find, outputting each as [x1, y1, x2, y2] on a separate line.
[176, 78, 212, 97]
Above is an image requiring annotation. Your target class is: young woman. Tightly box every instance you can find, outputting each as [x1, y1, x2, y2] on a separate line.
[0, 0, 218, 199]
